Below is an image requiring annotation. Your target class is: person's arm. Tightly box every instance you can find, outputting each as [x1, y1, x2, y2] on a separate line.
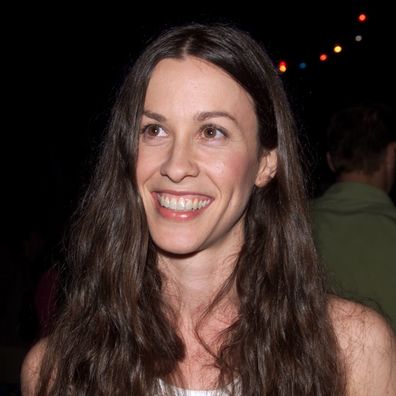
[20, 339, 47, 396]
[330, 297, 396, 395]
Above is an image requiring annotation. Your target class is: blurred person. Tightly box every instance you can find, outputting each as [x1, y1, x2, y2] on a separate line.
[312, 103, 396, 329]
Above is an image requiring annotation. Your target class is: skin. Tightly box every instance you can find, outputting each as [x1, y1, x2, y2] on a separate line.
[330, 297, 396, 396]
[20, 56, 396, 394]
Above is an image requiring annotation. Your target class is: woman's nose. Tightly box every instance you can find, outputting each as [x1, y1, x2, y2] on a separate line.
[160, 138, 199, 183]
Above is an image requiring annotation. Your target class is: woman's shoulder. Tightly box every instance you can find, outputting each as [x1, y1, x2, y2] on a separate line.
[20, 338, 48, 396]
[328, 296, 396, 395]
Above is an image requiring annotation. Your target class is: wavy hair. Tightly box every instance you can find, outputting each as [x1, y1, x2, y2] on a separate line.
[37, 24, 345, 395]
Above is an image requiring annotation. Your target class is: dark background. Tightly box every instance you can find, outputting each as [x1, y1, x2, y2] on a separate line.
[2, 0, 395, 390]
[9, 1, 395, 242]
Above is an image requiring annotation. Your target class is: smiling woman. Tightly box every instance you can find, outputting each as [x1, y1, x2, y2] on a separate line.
[20, 24, 396, 396]
[137, 57, 274, 256]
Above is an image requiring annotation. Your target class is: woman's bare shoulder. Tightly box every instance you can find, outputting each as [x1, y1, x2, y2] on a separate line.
[20, 338, 48, 396]
[328, 296, 396, 395]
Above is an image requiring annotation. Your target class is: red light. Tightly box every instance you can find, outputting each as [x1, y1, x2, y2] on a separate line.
[319, 54, 328, 61]
[279, 61, 287, 73]
[358, 13, 367, 22]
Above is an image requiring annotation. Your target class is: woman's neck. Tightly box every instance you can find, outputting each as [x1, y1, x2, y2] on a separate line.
[158, 245, 239, 323]
[157, 239, 241, 389]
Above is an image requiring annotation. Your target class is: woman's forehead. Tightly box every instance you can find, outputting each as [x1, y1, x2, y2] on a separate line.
[144, 57, 257, 128]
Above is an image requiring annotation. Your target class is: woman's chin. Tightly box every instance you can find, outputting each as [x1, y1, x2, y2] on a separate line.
[154, 239, 204, 258]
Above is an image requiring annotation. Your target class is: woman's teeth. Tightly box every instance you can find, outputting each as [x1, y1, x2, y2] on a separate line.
[158, 194, 210, 211]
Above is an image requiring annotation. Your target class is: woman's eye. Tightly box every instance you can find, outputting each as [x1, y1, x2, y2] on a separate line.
[141, 124, 167, 138]
[202, 126, 226, 140]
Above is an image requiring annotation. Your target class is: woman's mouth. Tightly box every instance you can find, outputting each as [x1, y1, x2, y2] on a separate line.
[153, 192, 213, 220]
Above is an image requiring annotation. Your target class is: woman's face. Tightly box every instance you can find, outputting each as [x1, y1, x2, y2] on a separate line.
[136, 56, 275, 256]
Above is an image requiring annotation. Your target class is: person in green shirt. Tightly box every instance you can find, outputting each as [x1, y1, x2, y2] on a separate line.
[312, 103, 396, 329]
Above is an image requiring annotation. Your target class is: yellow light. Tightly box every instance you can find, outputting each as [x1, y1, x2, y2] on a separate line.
[358, 13, 367, 22]
[319, 54, 328, 61]
[333, 45, 342, 53]
[279, 61, 287, 73]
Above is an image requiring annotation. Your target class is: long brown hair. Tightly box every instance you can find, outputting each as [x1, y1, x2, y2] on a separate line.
[38, 24, 345, 395]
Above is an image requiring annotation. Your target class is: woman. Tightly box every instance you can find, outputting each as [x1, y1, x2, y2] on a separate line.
[21, 23, 396, 395]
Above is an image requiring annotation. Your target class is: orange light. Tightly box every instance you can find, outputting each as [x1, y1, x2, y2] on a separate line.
[358, 13, 367, 22]
[279, 61, 287, 73]
[333, 45, 342, 53]
[319, 54, 328, 61]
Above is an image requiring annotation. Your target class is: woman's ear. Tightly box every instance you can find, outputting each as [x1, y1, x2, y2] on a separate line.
[255, 149, 277, 187]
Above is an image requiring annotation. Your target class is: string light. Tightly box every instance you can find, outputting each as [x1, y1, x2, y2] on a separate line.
[358, 13, 367, 22]
[278, 11, 368, 73]
[279, 61, 287, 73]
[333, 45, 342, 54]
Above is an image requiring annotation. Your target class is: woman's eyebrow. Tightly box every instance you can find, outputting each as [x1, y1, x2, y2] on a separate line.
[142, 110, 166, 122]
[195, 111, 240, 127]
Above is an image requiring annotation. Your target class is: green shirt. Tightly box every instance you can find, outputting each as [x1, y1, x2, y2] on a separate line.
[311, 182, 396, 329]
